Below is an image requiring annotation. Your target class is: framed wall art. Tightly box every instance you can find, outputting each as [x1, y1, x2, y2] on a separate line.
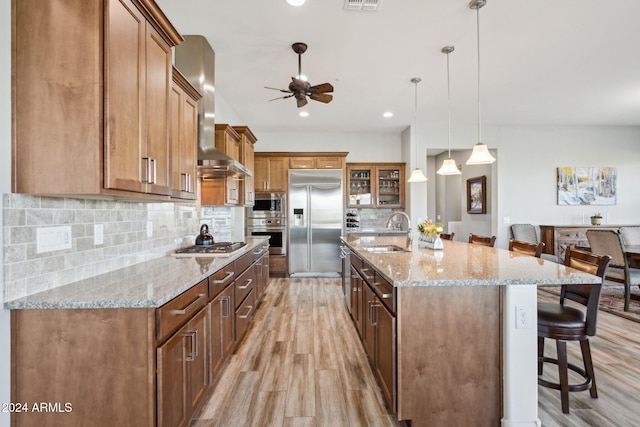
[467, 175, 486, 214]
[557, 167, 617, 205]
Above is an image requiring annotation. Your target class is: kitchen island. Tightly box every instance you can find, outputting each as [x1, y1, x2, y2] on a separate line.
[342, 235, 600, 427]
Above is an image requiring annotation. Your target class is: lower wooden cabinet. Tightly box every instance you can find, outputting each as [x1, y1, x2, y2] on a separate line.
[209, 285, 235, 380]
[157, 306, 209, 427]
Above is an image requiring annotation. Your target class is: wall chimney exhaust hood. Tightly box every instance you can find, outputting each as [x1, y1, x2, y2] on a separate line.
[175, 35, 251, 179]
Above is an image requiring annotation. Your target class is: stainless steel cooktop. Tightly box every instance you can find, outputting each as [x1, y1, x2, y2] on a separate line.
[173, 242, 247, 258]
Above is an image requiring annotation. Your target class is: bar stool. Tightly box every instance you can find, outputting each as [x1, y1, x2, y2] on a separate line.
[537, 247, 611, 413]
[468, 233, 496, 247]
[508, 239, 544, 258]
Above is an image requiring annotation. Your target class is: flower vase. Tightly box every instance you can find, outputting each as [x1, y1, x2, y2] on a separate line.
[418, 234, 443, 250]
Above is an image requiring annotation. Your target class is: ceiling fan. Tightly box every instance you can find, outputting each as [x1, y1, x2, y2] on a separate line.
[265, 42, 334, 108]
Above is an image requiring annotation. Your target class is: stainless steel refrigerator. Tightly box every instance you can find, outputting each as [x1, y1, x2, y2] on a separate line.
[288, 169, 343, 276]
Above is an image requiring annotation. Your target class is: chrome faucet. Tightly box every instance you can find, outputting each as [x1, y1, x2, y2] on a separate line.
[386, 211, 412, 251]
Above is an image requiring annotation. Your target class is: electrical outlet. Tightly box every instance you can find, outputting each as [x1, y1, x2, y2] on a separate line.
[94, 224, 104, 246]
[36, 226, 72, 254]
[146, 221, 153, 238]
[516, 306, 530, 329]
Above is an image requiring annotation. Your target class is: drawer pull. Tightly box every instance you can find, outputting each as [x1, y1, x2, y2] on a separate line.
[360, 268, 374, 280]
[213, 271, 234, 285]
[373, 282, 393, 299]
[238, 278, 253, 290]
[171, 293, 206, 315]
[238, 305, 253, 319]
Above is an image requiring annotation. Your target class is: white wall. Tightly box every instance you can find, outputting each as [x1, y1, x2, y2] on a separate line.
[493, 125, 640, 248]
[1, 0, 11, 423]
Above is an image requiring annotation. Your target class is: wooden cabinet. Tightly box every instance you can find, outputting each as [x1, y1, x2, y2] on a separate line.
[234, 126, 257, 207]
[347, 163, 405, 208]
[350, 255, 397, 412]
[201, 125, 242, 205]
[255, 156, 288, 192]
[157, 306, 209, 427]
[170, 67, 201, 200]
[289, 156, 344, 169]
[209, 285, 234, 380]
[12, 0, 184, 199]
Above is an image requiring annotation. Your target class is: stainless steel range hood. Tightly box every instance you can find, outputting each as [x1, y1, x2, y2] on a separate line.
[175, 35, 251, 179]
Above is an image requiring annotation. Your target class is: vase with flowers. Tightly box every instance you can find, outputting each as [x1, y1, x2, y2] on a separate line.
[417, 218, 445, 250]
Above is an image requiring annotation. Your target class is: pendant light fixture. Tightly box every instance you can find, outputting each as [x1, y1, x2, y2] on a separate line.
[437, 46, 461, 176]
[466, 0, 496, 165]
[408, 77, 428, 183]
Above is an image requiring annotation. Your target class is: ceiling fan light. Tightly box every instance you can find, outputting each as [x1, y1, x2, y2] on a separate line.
[407, 168, 428, 183]
[466, 142, 496, 165]
[286, 0, 306, 6]
[437, 158, 461, 175]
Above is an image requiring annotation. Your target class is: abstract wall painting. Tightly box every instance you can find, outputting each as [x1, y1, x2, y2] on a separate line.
[557, 167, 617, 205]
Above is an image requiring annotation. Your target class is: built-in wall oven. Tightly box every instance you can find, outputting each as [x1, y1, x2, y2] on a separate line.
[246, 218, 287, 255]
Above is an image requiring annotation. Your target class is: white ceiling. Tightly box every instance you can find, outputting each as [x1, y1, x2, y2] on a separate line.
[157, 0, 640, 139]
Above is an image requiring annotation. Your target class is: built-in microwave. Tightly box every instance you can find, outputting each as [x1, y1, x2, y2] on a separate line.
[247, 192, 286, 218]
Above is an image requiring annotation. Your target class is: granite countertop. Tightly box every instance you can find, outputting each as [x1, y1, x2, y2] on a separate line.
[3, 238, 269, 310]
[342, 235, 601, 288]
[345, 229, 407, 235]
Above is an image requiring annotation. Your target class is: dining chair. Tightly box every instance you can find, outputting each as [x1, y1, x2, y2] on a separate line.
[508, 239, 544, 258]
[468, 233, 496, 248]
[586, 229, 640, 312]
[537, 247, 611, 414]
[440, 232, 454, 241]
[510, 224, 538, 244]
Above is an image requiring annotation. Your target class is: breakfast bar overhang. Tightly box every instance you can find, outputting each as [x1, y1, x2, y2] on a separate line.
[342, 236, 601, 427]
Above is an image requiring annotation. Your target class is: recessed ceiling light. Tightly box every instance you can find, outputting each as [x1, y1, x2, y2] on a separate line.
[286, 0, 305, 6]
[299, 111, 309, 117]
[383, 111, 393, 118]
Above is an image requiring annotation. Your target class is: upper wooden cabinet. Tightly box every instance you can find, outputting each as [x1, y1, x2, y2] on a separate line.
[170, 67, 201, 200]
[289, 156, 344, 169]
[347, 163, 406, 208]
[254, 157, 288, 193]
[12, 0, 184, 200]
[201, 124, 242, 206]
[234, 126, 257, 207]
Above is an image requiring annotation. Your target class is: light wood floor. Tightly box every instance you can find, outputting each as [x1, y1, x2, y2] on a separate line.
[191, 278, 640, 427]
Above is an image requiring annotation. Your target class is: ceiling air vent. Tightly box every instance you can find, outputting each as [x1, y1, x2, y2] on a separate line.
[344, 0, 383, 11]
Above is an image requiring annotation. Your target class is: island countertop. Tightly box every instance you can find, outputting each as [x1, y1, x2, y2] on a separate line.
[342, 235, 601, 287]
[3, 237, 269, 310]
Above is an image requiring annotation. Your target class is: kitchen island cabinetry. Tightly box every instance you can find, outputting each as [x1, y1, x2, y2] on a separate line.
[169, 67, 200, 200]
[342, 236, 601, 426]
[8, 239, 270, 427]
[12, 0, 184, 200]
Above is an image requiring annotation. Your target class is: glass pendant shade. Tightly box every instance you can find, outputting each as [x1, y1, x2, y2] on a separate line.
[408, 167, 428, 183]
[466, 142, 496, 165]
[436, 158, 461, 175]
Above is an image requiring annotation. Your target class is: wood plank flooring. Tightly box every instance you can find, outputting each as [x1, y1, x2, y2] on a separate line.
[191, 278, 640, 427]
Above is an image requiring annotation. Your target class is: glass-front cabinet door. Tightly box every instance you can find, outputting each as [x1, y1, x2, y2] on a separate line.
[347, 166, 374, 208]
[376, 167, 403, 207]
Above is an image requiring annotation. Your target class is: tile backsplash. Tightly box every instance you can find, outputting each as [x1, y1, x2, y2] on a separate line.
[2, 194, 235, 301]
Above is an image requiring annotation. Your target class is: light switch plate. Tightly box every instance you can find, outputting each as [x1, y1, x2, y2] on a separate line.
[94, 224, 104, 246]
[37, 226, 72, 254]
[146, 221, 153, 238]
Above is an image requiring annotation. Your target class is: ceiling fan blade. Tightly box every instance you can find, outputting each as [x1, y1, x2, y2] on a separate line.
[308, 83, 334, 94]
[264, 86, 292, 93]
[297, 96, 308, 108]
[309, 93, 333, 103]
[268, 94, 294, 101]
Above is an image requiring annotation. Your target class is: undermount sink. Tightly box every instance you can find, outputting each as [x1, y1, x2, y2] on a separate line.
[363, 244, 409, 253]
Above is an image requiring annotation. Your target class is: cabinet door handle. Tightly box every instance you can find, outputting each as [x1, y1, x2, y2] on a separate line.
[213, 271, 234, 285]
[142, 157, 152, 184]
[238, 278, 253, 290]
[170, 293, 206, 315]
[221, 296, 231, 318]
[180, 173, 189, 192]
[238, 305, 253, 319]
[185, 331, 196, 362]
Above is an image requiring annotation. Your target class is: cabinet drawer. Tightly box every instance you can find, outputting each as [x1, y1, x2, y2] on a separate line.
[209, 265, 235, 300]
[289, 157, 315, 169]
[350, 253, 363, 272]
[157, 279, 208, 341]
[235, 288, 256, 340]
[359, 260, 376, 283]
[234, 250, 254, 276]
[234, 267, 255, 310]
[373, 272, 396, 313]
